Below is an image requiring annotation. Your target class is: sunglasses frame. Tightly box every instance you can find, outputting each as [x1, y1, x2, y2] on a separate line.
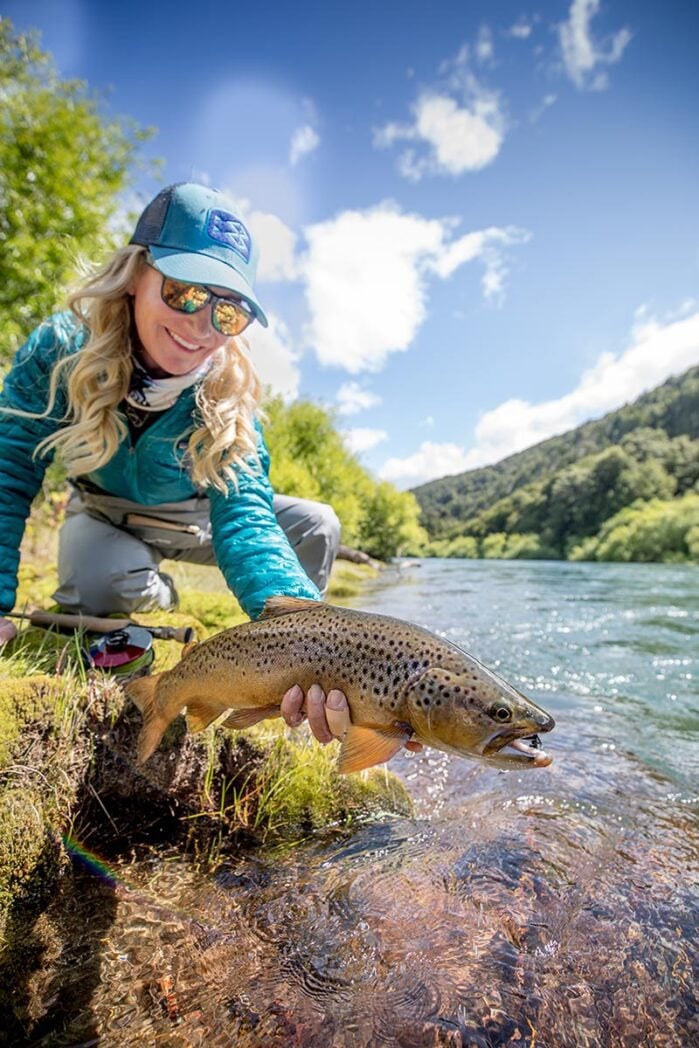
[146, 254, 255, 337]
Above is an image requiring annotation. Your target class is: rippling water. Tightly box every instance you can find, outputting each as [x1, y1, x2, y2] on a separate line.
[27, 561, 699, 1046]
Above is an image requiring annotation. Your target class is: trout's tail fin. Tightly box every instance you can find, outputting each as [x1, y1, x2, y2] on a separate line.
[125, 673, 170, 765]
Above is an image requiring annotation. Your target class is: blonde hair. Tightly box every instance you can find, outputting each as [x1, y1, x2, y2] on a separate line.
[31, 244, 262, 495]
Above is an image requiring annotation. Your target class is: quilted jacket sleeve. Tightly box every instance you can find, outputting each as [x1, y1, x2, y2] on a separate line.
[208, 426, 322, 620]
[0, 316, 74, 612]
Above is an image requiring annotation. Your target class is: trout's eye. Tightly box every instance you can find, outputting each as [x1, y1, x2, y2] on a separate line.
[489, 703, 513, 723]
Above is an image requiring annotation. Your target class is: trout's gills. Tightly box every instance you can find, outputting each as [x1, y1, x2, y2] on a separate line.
[127, 596, 555, 772]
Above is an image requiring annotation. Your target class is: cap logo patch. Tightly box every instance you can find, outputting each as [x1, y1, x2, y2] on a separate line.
[207, 210, 251, 262]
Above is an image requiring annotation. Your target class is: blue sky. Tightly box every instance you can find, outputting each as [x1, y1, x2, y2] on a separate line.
[6, 0, 699, 487]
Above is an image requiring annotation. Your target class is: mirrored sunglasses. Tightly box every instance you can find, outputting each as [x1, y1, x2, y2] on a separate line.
[149, 262, 255, 337]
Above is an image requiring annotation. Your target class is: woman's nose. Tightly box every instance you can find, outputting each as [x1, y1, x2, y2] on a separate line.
[185, 304, 216, 338]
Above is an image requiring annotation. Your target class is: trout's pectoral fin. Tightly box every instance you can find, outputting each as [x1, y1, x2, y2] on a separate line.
[223, 705, 282, 729]
[337, 723, 412, 774]
[186, 700, 225, 733]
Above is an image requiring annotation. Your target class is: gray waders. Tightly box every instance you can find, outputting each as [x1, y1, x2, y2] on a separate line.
[53, 487, 341, 615]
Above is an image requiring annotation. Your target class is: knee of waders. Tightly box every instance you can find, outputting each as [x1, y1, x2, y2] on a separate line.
[108, 567, 179, 613]
[311, 503, 341, 550]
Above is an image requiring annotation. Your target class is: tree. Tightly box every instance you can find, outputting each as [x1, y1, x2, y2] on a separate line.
[570, 493, 699, 563]
[356, 482, 426, 561]
[263, 396, 427, 559]
[0, 19, 153, 360]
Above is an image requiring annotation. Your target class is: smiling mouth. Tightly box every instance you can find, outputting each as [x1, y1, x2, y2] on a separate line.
[166, 328, 201, 351]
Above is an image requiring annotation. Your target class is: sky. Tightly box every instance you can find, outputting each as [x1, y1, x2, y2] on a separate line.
[6, 0, 699, 488]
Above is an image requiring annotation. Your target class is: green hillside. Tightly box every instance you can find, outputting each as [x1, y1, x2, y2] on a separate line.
[412, 366, 699, 563]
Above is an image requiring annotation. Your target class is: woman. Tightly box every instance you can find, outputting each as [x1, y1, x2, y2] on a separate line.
[0, 182, 348, 743]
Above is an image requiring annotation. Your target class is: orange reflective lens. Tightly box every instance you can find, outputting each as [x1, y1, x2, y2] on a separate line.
[159, 275, 254, 336]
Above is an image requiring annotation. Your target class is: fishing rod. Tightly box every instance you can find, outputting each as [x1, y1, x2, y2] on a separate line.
[7, 609, 197, 678]
[6, 609, 194, 644]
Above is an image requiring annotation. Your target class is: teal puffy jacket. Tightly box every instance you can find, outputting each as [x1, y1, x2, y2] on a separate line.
[0, 312, 321, 618]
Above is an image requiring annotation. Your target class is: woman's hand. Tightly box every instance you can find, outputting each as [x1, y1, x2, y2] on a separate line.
[0, 618, 17, 646]
[280, 684, 423, 752]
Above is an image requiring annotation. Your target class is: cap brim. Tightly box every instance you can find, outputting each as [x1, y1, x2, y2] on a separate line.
[149, 247, 268, 328]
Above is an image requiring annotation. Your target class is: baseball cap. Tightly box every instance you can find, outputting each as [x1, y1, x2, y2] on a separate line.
[130, 182, 268, 327]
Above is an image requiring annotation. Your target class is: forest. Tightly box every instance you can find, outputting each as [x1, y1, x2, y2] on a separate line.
[413, 366, 699, 563]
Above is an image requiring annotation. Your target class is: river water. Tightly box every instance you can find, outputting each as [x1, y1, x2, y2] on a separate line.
[29, 561, 699, 1046]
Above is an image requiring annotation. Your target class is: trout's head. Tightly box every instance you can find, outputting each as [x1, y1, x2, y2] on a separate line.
[405, 660, 555, 769]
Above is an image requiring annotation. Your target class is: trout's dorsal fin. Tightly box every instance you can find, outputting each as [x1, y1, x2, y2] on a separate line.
[259, 595, 324, 619]
[337, 723, 412, 774]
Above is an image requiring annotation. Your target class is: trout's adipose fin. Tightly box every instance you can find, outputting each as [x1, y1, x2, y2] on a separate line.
[260, 595, 323, 619]
[337, 723, 412, 774]
[223, 704, 282, 729]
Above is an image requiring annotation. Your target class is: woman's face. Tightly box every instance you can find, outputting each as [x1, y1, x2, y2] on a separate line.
[131, 264, 230, 376]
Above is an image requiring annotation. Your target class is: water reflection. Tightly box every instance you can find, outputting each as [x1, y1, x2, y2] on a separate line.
[31, 755, 697, 1046]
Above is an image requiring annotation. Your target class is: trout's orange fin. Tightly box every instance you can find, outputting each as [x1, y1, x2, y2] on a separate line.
[125, 674, 171, 764]
[337, 723, 412, 774]
[186, 700, 224, 733]
[223, 704, 282, 729]
[259, 595, 323, 619]
[181, 639, 199, 658]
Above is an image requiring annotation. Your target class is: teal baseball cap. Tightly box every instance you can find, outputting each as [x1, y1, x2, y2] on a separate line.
[130, 182, 268, 327]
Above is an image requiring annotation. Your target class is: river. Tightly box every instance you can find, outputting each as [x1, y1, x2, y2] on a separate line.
[26, 560, 699, 1046]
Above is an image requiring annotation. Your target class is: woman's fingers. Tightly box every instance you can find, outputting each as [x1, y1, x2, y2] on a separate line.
[280, 684, 351, 744]
[0, 619, 17, 646]
[280, 684, 304, 727]
[280, 685, 419, 753]
[325, 689, 351, 740]
[306, 684, 333, 744]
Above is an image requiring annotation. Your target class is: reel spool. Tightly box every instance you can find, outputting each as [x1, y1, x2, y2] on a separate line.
[86, 625, 154, 678]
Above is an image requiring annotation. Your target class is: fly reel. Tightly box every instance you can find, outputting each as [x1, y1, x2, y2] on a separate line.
[85, 625, 155, 679]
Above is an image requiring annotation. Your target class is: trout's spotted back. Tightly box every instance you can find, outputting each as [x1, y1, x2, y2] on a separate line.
[167, 603, 471, 710]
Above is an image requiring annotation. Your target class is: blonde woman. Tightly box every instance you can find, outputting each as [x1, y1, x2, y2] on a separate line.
[0, 182, 351, 743]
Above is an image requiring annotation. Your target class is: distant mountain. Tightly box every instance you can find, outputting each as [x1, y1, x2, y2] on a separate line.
[412, 365, 699, 544]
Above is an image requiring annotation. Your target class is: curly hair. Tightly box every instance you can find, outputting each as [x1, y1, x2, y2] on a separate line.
[30, 244, 262, 494]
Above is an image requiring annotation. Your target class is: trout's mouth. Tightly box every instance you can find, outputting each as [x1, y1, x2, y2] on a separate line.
[481, 727, 554, 767]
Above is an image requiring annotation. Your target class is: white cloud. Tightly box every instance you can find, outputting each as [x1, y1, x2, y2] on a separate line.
[246, 210, 299, 282]
[289, 124, 320, 165]
[559, 0, 632, 90]
[507, 19, 533, 40]
[336, 381, 382, 416]
[429, 225, 531, 303]
[380, 441, 476, 487]
[375, 89, 504, 180]
[343, 427, 389, 454]
[245, 312, 300, 401]
[378, 309, 699, 487]
[302, 203, 529, 372]
[529, 93, 558, 123]
[375, 35, 505, 180]
[476, 25, 494, 64]
[302, 205, 442, 372]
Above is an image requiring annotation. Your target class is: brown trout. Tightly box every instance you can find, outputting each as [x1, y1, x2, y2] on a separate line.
[127, 596, 555, 772]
